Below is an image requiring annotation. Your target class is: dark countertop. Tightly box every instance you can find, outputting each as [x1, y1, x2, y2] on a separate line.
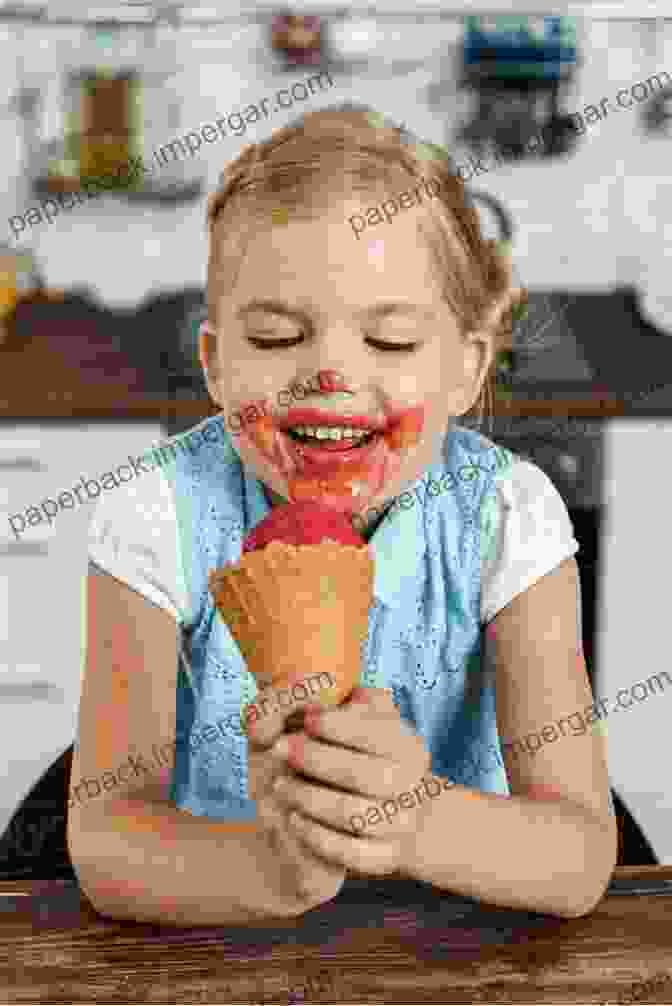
[1, 286, 670, 421]
[0, 288, 204, 421]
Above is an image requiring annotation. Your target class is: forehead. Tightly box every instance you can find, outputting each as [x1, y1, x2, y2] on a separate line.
[221, 195, 454, 310]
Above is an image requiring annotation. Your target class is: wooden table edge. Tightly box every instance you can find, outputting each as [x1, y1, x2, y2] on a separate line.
[0, 864, 670, 899]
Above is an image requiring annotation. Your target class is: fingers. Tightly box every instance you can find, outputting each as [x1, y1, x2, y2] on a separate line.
[273, 729, 409, 802]
[287, 811, 401, 877]
[252, 687, 429, 881]
[256, 783, 345, 898]
[348, 686, 397, 715]
[246, 683, 394, 750]
[272, 773, 382, 837]
[256, 790, 313, 893]
[273, 769, 442, 848]
[270, 687, 428, 799]
[245, 698, 298, 748]
[304, 694, 417, 760]
[245, 671, 333, 748]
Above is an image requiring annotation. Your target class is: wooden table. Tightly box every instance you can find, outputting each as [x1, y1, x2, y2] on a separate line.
[0, 867, 670, 1003]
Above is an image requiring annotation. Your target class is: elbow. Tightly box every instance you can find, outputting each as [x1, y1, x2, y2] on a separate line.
[555, 810, 619, 919]
[67, 819, 109, 916]
[560, 880, 609, 919]
[67, 816, 145, 922]
[79, 881, 133, 922]
[281, 878, 346, 919]
[560, 878, 610, 919]
[548, 875, 610, 920]
[69, 854, 140, 922]
[70, 861, 132, 922]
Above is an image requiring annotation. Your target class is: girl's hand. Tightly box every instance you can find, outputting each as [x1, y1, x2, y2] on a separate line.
[270, 687, 434, 877]
[246, 691, 347, 904]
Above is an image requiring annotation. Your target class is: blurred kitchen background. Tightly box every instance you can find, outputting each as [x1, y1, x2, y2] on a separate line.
[1, 1, 671, 877]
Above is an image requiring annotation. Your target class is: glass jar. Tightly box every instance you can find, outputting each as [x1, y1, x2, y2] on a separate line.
[0, 243, 43, 345]
[46, 23, 146, 189]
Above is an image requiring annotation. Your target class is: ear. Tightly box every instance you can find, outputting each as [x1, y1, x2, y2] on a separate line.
[451, 325, 496, 417]
[198, 320, 221, 402]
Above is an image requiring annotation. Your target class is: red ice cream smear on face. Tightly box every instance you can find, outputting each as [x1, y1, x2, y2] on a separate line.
[243, 403, 425, 516]
[384, 405, 424, 452]
[245, 411, 276, 455]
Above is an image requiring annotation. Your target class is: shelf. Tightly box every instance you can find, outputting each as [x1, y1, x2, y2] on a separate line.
[0, 3, 668, 25]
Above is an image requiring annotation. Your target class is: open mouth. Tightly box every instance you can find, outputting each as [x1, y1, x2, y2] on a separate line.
[243, 404, 423, 511]
[285, 426, 379, 450]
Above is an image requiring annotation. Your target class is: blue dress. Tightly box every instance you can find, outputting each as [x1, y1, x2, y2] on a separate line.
[153, 413, 515, 823]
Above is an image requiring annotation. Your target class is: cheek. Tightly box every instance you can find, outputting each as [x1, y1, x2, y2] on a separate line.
[397, 374, 419, 396]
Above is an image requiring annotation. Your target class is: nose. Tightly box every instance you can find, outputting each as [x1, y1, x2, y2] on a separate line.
[316, 369, 351, 393]
[294, 318, 370, 399]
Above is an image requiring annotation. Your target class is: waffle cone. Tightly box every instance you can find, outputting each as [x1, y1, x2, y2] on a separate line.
[208, 540, 374, 705]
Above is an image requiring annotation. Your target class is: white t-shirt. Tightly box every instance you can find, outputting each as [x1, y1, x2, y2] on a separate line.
[87, 452, 579, 629]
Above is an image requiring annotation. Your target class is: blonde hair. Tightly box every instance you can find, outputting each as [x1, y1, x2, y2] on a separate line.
[205, 102, 527, 427]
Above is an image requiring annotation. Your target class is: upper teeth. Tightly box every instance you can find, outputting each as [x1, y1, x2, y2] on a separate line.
[288, 426, 373, 440]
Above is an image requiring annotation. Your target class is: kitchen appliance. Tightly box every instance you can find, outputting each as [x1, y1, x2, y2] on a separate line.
[643, 82, 672, 136]
[458, 16, 580, 160]
[464, 16, 577, 82]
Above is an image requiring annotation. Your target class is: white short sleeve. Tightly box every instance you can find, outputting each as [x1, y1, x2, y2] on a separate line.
[481, 456, 579, 624]
[88, 465, 190, 626]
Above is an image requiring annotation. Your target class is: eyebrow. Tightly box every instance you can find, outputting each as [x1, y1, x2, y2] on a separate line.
[363, 302, 439, 322]
[236, 299, 439, 323]
[236, 299, 306, 323]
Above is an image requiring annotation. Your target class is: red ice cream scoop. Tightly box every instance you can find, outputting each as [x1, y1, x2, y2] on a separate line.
[242, 501, 364, 552]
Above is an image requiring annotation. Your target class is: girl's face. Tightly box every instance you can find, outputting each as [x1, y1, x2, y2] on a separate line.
[201, 197, 494, 530]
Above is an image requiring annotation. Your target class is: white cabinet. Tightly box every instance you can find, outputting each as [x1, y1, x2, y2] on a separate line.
[597, 421, 672, 863]
[0, 421, 163, 838]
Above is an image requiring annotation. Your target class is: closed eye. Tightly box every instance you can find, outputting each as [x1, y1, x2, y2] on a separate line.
[366, 337, 420, 352]
[247, 335, 420, 352]
[247, 335, 304, 349]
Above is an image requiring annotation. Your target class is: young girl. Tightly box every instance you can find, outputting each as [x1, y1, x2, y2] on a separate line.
[67, 104, 616, 925]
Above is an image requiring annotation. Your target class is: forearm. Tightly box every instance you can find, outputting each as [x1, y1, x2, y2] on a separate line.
[403, 778, 617, 918]
[69, 794, 323, 925]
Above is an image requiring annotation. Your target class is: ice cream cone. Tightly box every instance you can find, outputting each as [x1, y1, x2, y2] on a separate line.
[208, 539, 374, 705]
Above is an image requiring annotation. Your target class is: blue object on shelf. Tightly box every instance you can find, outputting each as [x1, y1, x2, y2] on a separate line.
[464, 16, 577, 81]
